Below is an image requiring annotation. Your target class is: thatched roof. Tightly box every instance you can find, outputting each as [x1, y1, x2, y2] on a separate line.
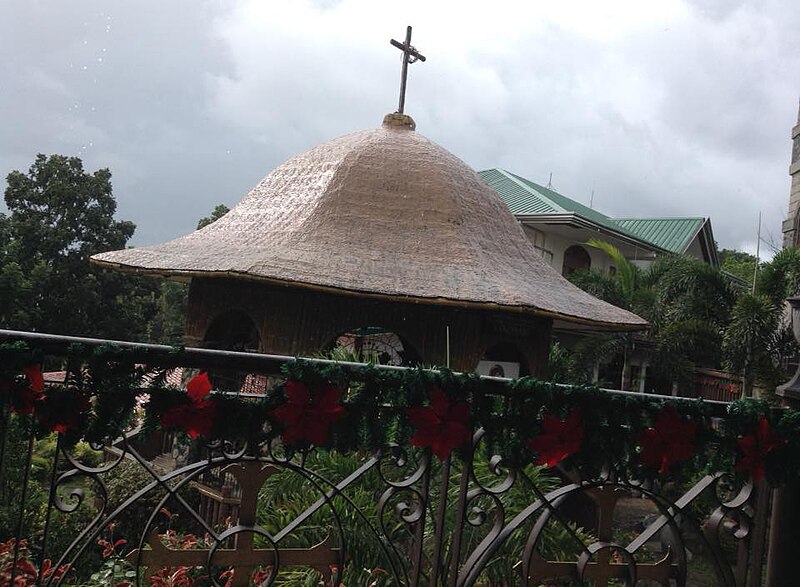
[92, 113, 647, 331]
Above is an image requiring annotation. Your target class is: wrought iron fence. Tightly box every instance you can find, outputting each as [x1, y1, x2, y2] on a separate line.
[0, 329, 782, 586]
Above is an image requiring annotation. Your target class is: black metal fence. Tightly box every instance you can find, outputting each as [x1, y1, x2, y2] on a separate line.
[0, 329, 777, 586]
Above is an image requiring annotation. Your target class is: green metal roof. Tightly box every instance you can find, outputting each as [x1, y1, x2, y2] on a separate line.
[478, 168, 648, 243]
[478, 168, 717, 261]
[612, 217, 705, 254]
[479, 169, 562, 215]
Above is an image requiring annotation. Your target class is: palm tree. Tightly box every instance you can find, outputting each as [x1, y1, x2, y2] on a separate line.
[563, 242, 738, 393]
[722, 293, 783, 397]
[721, 248, 800, 398]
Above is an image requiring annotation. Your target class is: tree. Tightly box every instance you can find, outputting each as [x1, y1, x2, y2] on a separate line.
[756, 247, 800, 306]
[723, 293, 784, 396]
[146, 281, 188, 346]
[196, 204, 229, 230]
[1, 154, 158, 339]
[565, 243, 739, 391]
[720, 248, 758, 285]
[719, 247, 800, 397]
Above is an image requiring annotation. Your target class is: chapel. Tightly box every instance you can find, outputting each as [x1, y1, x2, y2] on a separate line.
[92, 111, 646, 376]
[91, 30, 646, 377]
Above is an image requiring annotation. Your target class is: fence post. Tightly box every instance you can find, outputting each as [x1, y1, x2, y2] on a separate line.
[767, 300, 800, 586]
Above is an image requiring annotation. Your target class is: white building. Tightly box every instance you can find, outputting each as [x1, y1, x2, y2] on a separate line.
[479, 168, 719, 276]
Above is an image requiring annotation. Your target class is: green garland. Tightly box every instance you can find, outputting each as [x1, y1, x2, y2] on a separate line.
[1, 342, 799, 487]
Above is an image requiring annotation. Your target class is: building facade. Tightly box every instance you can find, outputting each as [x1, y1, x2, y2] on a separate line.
[782, 100, 800, 248]
[480, 168, 719, 277]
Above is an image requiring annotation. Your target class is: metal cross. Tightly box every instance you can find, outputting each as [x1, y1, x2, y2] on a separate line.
[127, 462, 340, 586]
[390, 25, 426, 114]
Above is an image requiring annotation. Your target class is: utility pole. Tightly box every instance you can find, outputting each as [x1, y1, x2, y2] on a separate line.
[752, 211, 761, 294]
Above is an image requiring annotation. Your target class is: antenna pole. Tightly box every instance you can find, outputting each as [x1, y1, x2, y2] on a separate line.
[752, 211, 761, 294]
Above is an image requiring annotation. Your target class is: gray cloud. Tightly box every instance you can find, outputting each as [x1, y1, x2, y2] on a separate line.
[1, 0, 798, 257]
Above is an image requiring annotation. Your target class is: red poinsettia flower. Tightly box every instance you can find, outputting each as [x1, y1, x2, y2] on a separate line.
[637, 405, 697, 475]
[161, 398, 216, 439]
[406, 387, 471, 461]
[272, 380, 346, 446]
[159, 372, 217, 438]
[12, 365, 46, 414]
[527, 409, 583, 468]
[186, 372, 212, 402]
[735, 416, 785, 482]
[40, 395, 91, 434]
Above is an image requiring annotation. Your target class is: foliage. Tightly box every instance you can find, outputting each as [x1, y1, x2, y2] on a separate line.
[255, 451, 581, 586]
[757, 247, 800, 305]
[566, 241, 797, 394]
[0, 154, 159, 339]
[641, 254, 735, 330]
[586, 238, 640, 299]
[545, 342, 574, 383]
[147, 281, 189, 346]
[104, 459, 179, 544]
[566, 269, 629, 310]
[0, 155, 216, 345]
[0, 538, 72, 585]
[2, 341, 798, 486]
[196, 204, 230, 230]
[2, 342, 797, 584]
[719, 248, 757, 285]
[722, 293, 785, 396]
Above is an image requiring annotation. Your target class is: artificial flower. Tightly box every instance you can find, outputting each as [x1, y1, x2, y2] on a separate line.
[159, 372, 218, 438]
[38, 392, 91, 433]
[527, 409, 583, 468]
[271, 380, 345, 446]
[11, 365, 46, 414]
[735, 416, 785, 482]
[160, 399, 216, 439]
[187, 372, 212, 402]
[406, 387, 471, 460]
[638, 405, 697, 475]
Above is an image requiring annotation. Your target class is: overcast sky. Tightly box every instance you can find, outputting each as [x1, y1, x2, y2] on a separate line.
[2, 0, 798, 257]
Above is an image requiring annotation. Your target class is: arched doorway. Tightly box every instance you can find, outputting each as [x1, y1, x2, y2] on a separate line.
[562, 245, 591, 277]
[328, 326, 419, 366]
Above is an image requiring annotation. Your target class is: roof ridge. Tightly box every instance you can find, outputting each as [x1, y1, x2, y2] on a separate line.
[480, 169, 667, 251]
[506, 170, 616, 222]
[684, 217, 711, 251]
[496, 169, 566, 214]
[612, 216, 705, 222]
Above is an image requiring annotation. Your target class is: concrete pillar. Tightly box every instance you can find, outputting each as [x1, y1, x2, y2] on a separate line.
[638, 363, 648, 393]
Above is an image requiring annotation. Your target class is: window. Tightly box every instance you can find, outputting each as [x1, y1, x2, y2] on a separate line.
[562, 245, 591, 276]
[329, 327, 418, 366]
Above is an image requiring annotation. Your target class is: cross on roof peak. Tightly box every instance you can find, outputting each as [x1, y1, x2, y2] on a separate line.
[390, 25, 426, 114]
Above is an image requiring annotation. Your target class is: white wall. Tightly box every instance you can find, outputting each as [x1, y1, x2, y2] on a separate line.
[521, 225, 616, 275]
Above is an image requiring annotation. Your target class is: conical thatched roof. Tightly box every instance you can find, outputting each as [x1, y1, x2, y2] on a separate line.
[92, 114, 647, 331]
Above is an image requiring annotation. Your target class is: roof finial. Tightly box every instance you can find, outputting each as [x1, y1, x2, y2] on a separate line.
[390, 26, 426, 114]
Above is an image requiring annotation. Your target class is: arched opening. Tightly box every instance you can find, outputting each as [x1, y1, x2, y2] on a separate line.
[202, 310, 261, 391]
[562, 245, 591, 277]
[477, 342, 530, 378]
[327, 326, 419, 366]
[203, 310, 260, 352]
